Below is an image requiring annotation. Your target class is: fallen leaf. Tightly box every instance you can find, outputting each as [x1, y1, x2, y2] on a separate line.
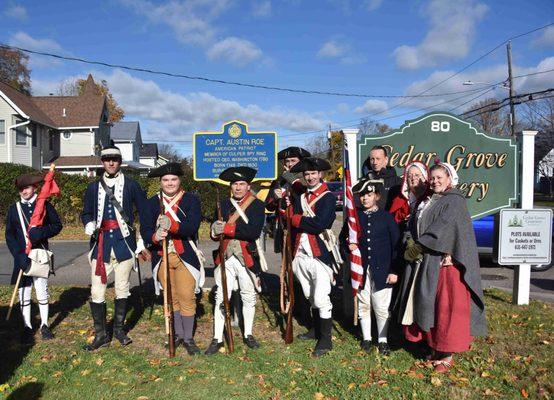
[81, 369, 92, 376]
[430, 376, 442, 387]
[96, 358, 104, 366]
[521, 389, 529, 398]
[347, 383, 356, 390]
[0, 384, 9, 393]
[481, 371, 490, 378]
[377, 380, 388, 386]
[314, 393, 325, 400]
[137, 397, 149, 400]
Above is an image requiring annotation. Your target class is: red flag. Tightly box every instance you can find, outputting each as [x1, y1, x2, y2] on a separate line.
[344, 142, 364, 295]
[26, 164, 60, 254]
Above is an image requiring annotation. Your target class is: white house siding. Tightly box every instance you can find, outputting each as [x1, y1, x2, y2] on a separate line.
[31, 123, 42, 169]
[0, 97, 18, 163]
[11, 115, 31, 167]
[115, 142, 134, 161]
[139, 157, 156, 167]
[60, 129, 94, 156]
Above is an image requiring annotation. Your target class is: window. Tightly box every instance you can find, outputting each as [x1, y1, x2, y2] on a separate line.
[15, 125, 27, 145]
[0, 120, 4, 144]
[62, 131, 72, 140]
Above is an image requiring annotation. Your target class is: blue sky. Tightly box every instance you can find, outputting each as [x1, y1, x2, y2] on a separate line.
[2, 0, 553, 155]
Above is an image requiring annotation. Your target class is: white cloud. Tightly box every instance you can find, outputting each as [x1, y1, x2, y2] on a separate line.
[120, 0, 265, 67]
[317, 39, 366, 65]
[400, 56, 554, 112]
[393, 0, 488, 70]
[354, 99, 388, 114]
[252, 0, 271, 17]
[364, 0, 383, 12]
[8, 31, 68, 69]
[74, 69, 329, 140]
[4, 4, 27, 20]
[533, 26, 554, 48]
[206, 37, 263, 66]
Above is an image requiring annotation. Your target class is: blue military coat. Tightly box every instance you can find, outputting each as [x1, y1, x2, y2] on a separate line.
[5, 200, 62, 285]
[81, 176, 147, 261]
[340, 208, 400, 291]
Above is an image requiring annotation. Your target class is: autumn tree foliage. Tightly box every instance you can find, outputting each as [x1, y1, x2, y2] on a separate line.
[57, 77, 125, 122]
[0, 47, 31, 94]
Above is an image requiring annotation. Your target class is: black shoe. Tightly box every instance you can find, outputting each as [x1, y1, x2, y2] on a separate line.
[243, 335, 260, 349]
[378, 342, 390, 356]
[361, 340, 372, 353]
[21, 327, 34, 345]
[183, 339, 201, 355]
[297, 328, 316, 340]
[205, 339, 224, 355]
[165, 337, 183, 350]
[83, 302, 110, 351]
[113, 298, 132, 346]
[41, 324, 54, 340]
[312, 318, 332, 358]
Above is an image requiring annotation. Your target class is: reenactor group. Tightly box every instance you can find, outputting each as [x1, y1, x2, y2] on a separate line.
[6, 142, 486, 373]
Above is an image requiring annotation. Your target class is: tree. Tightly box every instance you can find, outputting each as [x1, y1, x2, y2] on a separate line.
[159, 143, 183, 162]
[465, 98, 510, 136]
[357, 117, 390, 136]
[0, 47, 31, 94]
[57, 76, 125, 122]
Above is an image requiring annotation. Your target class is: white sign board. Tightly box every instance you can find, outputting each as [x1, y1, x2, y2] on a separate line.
[499, 209, 553, 265]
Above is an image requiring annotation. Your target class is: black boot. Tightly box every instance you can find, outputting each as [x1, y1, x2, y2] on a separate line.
[297, 308, 319, 340]
[113, 298, 132, 346]
[312, 318, 333, 357]
[83, 302, 110, 351]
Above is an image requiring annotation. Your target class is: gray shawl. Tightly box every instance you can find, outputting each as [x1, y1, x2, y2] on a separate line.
[398, 188, 487, 337]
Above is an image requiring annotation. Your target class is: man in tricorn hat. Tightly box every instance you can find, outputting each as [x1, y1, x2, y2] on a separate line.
[287, 157, 337, 357]
[141, 162, 204, 355]
[6, 173, 62, 343]
[265, 146, 311, 253]
[205, 166, 266, 355]
[81, 144, 148, 351]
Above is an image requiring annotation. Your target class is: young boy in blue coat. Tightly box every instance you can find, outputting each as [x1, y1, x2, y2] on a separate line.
[341, 178, 400, 355]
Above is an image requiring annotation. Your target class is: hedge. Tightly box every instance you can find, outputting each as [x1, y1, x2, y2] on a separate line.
[0, 162, 238, 226]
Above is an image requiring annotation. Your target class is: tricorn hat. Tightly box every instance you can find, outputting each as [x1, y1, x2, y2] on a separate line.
[15, 173, 44, 190]
[352, 178, 384, 196]
[147, 162, 184, 178]
[219, 166, 257, 183]
[290, 157, 331, 173]
[278, 146, 311, 160]
[100, 141, 122, 160]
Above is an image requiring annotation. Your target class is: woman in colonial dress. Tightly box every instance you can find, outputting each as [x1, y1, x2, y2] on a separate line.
[398, 162, 487, 373]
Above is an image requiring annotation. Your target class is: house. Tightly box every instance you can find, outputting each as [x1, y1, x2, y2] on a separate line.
[0, 80, 59, 169]
[111, 121, 160, 174]
[139, 143, 168, 167]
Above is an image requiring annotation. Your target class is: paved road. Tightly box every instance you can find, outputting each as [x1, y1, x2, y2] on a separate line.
[1, 239, 553, 303]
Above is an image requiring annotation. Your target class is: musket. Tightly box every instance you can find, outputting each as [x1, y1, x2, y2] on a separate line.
[216, 187, 234, 353]
[159, 191, 175, 358]
[280, 195, 295, 344]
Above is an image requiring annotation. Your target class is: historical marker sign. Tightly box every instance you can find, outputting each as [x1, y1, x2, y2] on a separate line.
[193, 120, 277, 184]
[358, 112, 519, 219]
[498, 209, 553, 265]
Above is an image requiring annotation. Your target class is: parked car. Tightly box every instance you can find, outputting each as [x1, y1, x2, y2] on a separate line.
[327, 181, 343, 210]
[473, 213, 553, 271]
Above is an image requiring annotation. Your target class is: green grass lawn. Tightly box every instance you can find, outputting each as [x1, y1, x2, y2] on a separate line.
[0, 286, 552, 400]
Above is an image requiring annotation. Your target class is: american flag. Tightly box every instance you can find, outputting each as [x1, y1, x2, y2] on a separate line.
[344, 142, 364, 295]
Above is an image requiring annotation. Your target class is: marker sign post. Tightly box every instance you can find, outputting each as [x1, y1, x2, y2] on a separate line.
[193, 120, 277, 184]
[498, 209, 553, 265]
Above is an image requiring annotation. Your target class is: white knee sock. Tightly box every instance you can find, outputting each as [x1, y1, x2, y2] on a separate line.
[376, 316, 389, 343]
[213, 303, 225, 342]
[242, 305, 255, 338]
[360, 317, 372, 341]
[34, 277, 50, 327]
[18, 286, 32, 329]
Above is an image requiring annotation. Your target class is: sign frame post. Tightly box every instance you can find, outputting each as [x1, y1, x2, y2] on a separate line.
[513, 130, 538, 305]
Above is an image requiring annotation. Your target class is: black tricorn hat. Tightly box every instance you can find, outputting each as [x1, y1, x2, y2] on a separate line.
[15, 173, 44, 190]
[219, 166, 257, 183]
[352, 178, 384, 195]
[290, 157, 331, 173]
[147, 162, 184, 178]
[278, 146, 311, 160]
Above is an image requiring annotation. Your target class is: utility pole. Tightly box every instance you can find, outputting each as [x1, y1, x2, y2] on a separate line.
[327, 124, 335, 180]
[507, 41, 516, 136]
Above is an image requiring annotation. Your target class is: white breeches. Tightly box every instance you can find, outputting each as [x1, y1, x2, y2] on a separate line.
[19, 276, 49, 328]
[292, 252, 333, 319]
[90, 251, 134, 303]
[213, 256, 258, 341]
[357, 277, 392, 343]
